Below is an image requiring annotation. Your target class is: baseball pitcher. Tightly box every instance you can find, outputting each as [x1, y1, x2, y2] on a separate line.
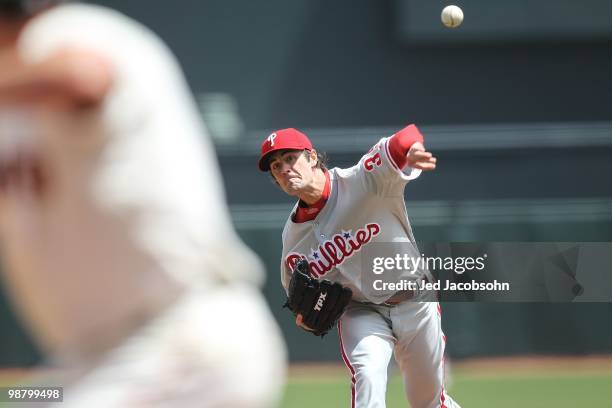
[259, 126, 461, 408]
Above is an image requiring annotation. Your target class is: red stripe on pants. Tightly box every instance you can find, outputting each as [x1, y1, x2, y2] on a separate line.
[338, 320, 356, 408]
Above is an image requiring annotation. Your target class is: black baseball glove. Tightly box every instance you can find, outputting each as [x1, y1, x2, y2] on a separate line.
[283, 259, 353, 337]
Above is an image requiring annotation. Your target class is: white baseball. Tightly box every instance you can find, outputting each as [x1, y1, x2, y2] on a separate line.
[441, 5, 463, 28]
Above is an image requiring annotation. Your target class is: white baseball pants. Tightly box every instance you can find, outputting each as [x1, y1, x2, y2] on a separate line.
[338, 301, 461, 408]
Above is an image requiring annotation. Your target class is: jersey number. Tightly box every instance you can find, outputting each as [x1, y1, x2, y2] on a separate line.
[363, 152, 382, 172]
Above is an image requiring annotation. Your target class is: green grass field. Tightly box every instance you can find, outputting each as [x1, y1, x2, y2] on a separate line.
[2, 358, 611, 407]
[282, 358, 612, 408]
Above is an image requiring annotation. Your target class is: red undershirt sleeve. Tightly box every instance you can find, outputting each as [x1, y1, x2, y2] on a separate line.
[387, 124, 424, 169]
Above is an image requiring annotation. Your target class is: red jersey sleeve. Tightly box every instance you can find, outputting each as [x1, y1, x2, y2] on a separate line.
[387, 124, 424, 169]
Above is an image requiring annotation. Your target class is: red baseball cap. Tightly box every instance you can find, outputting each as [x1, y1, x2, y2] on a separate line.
[258, 128, 313, 171]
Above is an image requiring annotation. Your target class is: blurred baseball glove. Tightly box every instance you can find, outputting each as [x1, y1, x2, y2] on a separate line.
[283, 259, 353, 337]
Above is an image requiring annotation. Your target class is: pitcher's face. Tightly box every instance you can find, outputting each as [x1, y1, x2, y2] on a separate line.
[269, 149, 317, 196]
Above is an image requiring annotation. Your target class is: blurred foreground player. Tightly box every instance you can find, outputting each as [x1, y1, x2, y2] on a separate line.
[0, 1, 286, 406]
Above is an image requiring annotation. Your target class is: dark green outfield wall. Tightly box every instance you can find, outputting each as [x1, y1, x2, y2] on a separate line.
[2, 0, 612, 365]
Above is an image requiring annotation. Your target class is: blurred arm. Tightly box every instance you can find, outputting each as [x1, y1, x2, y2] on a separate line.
[0, 47, 113, 107]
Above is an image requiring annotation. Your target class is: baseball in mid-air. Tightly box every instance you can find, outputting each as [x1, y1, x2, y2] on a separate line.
[441, 5, 464, 28]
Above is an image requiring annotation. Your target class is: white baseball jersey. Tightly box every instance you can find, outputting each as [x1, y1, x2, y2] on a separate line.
[278, 135, 461, 407]
[0, 3, 264, 359]
[280, 136, 424, 303]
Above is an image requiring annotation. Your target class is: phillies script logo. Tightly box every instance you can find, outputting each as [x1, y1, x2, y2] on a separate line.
[286, 223, 381, 277]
